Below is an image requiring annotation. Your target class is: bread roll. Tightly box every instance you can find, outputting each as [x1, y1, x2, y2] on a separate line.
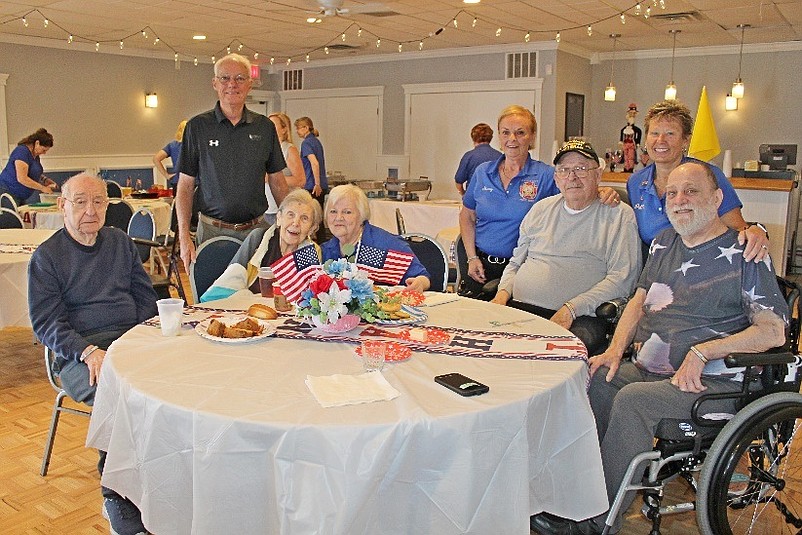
[207, 319, 226, 338]
[247, 303, 278, 320]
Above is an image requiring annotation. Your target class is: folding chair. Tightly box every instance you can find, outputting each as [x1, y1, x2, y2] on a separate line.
[41, 346, 91, 476]
[401, 233, 448, 292]
[1, 192, 18, 212]
[103, 199, 135, 230]
[0, 207, 24, 228]
[189, 236, 243, 303]
[105, 180, 123, 198]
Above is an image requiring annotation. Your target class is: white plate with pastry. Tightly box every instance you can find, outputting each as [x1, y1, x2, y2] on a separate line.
[195, 314, 277, 343]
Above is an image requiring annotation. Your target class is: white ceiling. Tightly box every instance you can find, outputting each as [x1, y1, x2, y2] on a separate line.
[1, 0, 800, 64]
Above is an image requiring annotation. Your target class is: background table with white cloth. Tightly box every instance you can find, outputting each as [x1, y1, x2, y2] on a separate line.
[0, 228, 56, 328]
[368, 198, 461, 237]
[87, 292, 606, 534]
[18, 198, 172, 235]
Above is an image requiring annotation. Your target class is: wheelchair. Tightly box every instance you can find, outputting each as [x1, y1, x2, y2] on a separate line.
[600, 277, 802, 535]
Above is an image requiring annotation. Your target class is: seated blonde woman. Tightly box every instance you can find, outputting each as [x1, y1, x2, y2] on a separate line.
[321, 184, 430, 293]
[201, 189, 322, 302]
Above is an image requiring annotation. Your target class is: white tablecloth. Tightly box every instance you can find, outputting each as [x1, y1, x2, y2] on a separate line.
[18, 198, 172, 235]
[87, 292, 606, 534]
[0, 228, 56, 328]
[368, 199, 461, 238]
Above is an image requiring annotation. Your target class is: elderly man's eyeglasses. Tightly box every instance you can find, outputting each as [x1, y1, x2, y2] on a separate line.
[216, 74, 250, 85]
[63, 197, 109, 211]
[555, 165, 599, 179]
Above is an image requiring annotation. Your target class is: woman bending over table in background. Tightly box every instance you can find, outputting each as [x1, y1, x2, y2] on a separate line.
[322, 184, 431, 293]
[200, 189, 322, 302]
[628, 100, 769, 261]
[0, 128, 57, 206]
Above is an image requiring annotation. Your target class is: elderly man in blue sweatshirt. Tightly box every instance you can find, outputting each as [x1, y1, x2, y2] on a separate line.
[29, 172, 157, 535]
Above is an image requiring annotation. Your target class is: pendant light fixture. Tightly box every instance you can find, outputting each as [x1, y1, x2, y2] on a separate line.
[664, 29, 680, 101]
[732, 24, 749, 99]
[605, 34, 620, 102]
[725, 93, 738, 111]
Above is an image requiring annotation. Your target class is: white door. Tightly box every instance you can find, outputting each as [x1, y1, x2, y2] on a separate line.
[284, 89, 381, 183]
[406, 80, 541, 201]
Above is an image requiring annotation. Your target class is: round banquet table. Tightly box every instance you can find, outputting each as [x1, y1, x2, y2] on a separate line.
[0, 228, 56, 328]
[87, 291, 607, 534]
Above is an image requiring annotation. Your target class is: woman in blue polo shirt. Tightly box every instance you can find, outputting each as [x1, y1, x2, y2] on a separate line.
[0, 128, 57, 205]
[627, 100, 769, 262]
[459, 105, 558, 299]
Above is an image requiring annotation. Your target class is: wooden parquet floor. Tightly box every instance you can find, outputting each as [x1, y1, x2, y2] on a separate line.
[0, 263, 736, 534]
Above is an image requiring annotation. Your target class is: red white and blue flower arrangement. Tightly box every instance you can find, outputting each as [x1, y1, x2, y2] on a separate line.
[296, 259, 384, 331]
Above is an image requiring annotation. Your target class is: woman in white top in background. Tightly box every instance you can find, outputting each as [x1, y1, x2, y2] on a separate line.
[265, 112, 305, 225]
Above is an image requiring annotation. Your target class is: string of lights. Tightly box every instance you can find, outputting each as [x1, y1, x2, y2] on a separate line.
[2, 2, 668, 67]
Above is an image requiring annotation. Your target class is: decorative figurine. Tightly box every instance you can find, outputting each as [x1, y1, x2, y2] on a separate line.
[620, 103, 642, 173]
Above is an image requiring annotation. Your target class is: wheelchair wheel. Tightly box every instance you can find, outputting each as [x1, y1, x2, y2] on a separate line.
[697, 392, 802, 535]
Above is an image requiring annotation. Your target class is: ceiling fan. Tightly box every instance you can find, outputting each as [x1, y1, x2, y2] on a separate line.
[306, 0, 389, 18]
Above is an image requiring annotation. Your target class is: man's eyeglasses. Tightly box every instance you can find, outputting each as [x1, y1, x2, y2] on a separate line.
[555, 165, 599, 179]
[215, 74, 250, 85]
[63, 197, 109, 211]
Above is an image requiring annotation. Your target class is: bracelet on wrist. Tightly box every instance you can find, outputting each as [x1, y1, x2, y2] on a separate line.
[467, 255, 480, 262]
[563, 301, 577, 320]
[745, 221, 769, 237]
[690, 345, 709, 365]
[80, 345, 99, 362]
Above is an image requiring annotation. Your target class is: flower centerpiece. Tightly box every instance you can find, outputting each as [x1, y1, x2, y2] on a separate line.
[296, 259, 383, 332]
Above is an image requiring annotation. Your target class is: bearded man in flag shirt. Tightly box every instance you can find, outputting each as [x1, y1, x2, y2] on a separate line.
[320, 185, 430, 293]
[626, 99, 768, 260]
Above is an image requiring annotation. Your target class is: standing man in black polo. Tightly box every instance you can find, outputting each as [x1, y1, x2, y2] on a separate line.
[176, 53, 289, 267]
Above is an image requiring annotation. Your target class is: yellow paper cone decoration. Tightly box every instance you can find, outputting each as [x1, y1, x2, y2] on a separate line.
[688, 86, 721, 162]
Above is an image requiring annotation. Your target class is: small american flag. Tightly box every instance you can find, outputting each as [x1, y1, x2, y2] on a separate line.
[356, 244, 413, 286]
[270, 244, 321, 301]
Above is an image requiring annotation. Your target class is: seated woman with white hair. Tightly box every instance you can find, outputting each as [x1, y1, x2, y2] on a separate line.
[321, 184, 430, 293]
[201, 189, 322, 302]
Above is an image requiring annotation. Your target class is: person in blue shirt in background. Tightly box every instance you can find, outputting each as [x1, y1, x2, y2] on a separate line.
[0, 128, 58, 205]
[153, 119, 187, 195]
[454, 123, 501, 196]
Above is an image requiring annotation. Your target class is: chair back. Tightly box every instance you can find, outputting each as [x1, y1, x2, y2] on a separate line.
[401, 233, 448, 292]
[395, 208, 406, 234]
[0, 207, 24, 228]
[127, 209, 157, 263]
[0, 192, 18, 212]
[104, 199, 135, 230]
[190, 236, 243, 302]
[106, 180, 123, 198]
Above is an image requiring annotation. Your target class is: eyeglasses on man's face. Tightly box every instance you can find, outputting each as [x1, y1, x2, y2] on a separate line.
[63, 197, 109, 211]
[554, 165, 599, 179]
[215, 74, 250, 85]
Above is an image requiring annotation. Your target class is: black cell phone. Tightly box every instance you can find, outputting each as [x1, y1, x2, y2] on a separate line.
[434, 373, 489, 396]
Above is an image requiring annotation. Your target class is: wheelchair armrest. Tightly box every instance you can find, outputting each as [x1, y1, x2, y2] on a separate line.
[482, 278, 500, 296]
[595, 297, 628, 321]
[725, 351, 795, 368]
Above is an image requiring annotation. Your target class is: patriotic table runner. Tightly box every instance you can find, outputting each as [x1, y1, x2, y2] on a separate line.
[145, 305, 588, 363]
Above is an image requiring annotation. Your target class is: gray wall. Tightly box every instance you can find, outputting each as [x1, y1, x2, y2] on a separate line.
[554, 50, 593, 146]
[587, 48, 802, 172]
[2, 40, 800, 174]
[0, 42, 215, 155]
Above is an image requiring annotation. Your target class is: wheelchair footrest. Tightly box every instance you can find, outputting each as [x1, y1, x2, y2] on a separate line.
[655, 418, 718, 456]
